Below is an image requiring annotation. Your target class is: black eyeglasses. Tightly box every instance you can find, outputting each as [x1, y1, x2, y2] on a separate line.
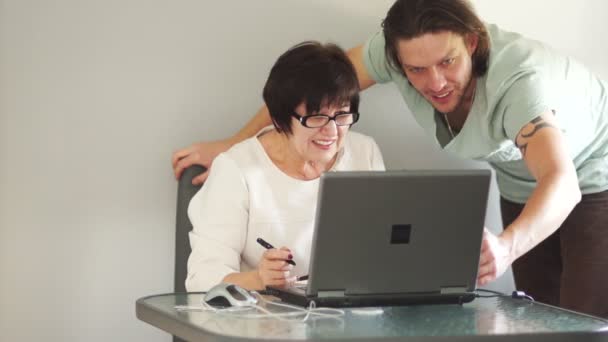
[290, 112, 359, 128]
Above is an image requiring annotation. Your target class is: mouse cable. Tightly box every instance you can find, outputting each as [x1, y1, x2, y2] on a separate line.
[254, 292, 345, 321]
[475, 288, 535, 302]
[207, 292, 344, 322]
[174, 293, 344, 322]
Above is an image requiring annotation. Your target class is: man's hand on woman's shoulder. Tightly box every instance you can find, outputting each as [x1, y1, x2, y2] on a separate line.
[172, 138, 234, 185]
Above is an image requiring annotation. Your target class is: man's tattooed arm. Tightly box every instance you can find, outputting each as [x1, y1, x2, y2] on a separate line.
[515, 116, 555, 157]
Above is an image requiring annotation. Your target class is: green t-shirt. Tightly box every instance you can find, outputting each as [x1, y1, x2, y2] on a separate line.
[363, 23, 608, 203]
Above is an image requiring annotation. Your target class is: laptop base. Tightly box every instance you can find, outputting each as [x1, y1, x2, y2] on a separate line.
[265, 287, 476, 308]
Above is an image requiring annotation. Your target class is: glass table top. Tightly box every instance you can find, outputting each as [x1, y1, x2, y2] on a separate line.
[137, 292, 608, 340]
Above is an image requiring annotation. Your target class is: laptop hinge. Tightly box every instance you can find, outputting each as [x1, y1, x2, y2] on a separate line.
[440, 286, 467, 294]
[318, 290, 345, 298]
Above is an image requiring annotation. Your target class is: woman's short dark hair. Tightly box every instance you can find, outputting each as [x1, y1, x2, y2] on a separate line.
[382, 0, 490, 78]
[263, 41, 360, 135]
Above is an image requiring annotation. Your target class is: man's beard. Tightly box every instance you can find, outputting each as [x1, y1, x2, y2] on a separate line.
[446, 74, 475, 115]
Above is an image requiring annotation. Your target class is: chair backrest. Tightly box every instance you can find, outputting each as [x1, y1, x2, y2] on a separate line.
[174, 165, 206, 293]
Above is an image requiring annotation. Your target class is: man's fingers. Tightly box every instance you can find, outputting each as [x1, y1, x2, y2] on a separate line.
[477, 228, 496, 286]
[192, 171, 209, 185]
[480, 234, 490, 253]
[172, 147, 192, 168]
[477, 262, 496, 280]
[174, 153, 201, 180]
[478, 249, 493, 266]
[477, 275, 490, 286]
[477, 271, 497, 286]
[477, 269, 493, 286]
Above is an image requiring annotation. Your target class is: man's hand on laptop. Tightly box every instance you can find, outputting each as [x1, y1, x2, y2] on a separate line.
[477, 228, 512, 286]
[256, 247, 297, 288]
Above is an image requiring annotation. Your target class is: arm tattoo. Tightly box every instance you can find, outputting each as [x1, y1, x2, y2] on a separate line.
[515, 116, 555, 157]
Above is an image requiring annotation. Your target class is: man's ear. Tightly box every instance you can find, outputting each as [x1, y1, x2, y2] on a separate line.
[465, 33, 479, 55]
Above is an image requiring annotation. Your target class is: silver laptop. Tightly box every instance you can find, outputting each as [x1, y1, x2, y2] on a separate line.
[265, 169, 491, 307]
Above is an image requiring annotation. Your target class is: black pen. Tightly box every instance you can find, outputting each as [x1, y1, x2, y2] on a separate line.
[256, 238, 296, 266]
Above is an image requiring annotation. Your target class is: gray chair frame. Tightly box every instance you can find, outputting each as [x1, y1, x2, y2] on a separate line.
[174, 165, 206, 342]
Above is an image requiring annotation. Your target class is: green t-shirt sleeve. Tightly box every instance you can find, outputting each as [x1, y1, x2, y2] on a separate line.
[496, 71, 554, 141]
[363, 31, 396, 84]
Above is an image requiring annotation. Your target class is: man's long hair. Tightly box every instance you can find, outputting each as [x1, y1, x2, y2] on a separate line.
[382, 0, 490, 78]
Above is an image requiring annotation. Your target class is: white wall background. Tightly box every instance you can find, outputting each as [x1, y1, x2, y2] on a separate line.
[1, 1, 607, 341]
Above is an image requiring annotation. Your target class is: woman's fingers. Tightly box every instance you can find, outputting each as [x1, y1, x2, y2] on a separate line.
[258, 266, 294, 286]
[258, 247, 296, 287]
[262, 248, 292, 263]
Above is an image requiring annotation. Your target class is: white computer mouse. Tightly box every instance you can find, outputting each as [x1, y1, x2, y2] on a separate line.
[203, 283, 258, 308]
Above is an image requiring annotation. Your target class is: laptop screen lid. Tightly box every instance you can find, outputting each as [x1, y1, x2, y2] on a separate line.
[305, 169, 491, 298]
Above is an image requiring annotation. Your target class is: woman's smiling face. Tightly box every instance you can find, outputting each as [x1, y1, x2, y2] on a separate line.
[287, 102, 352, 165]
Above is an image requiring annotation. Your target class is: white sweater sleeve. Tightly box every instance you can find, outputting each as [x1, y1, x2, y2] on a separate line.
[185, 154, 249, 291]
[370, 139, 386, 171]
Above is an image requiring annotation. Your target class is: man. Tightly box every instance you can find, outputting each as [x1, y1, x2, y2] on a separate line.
[173, 0, 608, 317]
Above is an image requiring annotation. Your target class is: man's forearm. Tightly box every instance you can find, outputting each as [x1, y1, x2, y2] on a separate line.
[501, 171, 581, 262]
[231, 106, 272, 144]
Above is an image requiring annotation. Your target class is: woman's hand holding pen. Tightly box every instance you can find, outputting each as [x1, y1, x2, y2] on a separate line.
[256, 247, 297, 288]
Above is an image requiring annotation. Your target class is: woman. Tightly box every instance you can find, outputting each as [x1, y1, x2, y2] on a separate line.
[185, 41, 385, 291]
